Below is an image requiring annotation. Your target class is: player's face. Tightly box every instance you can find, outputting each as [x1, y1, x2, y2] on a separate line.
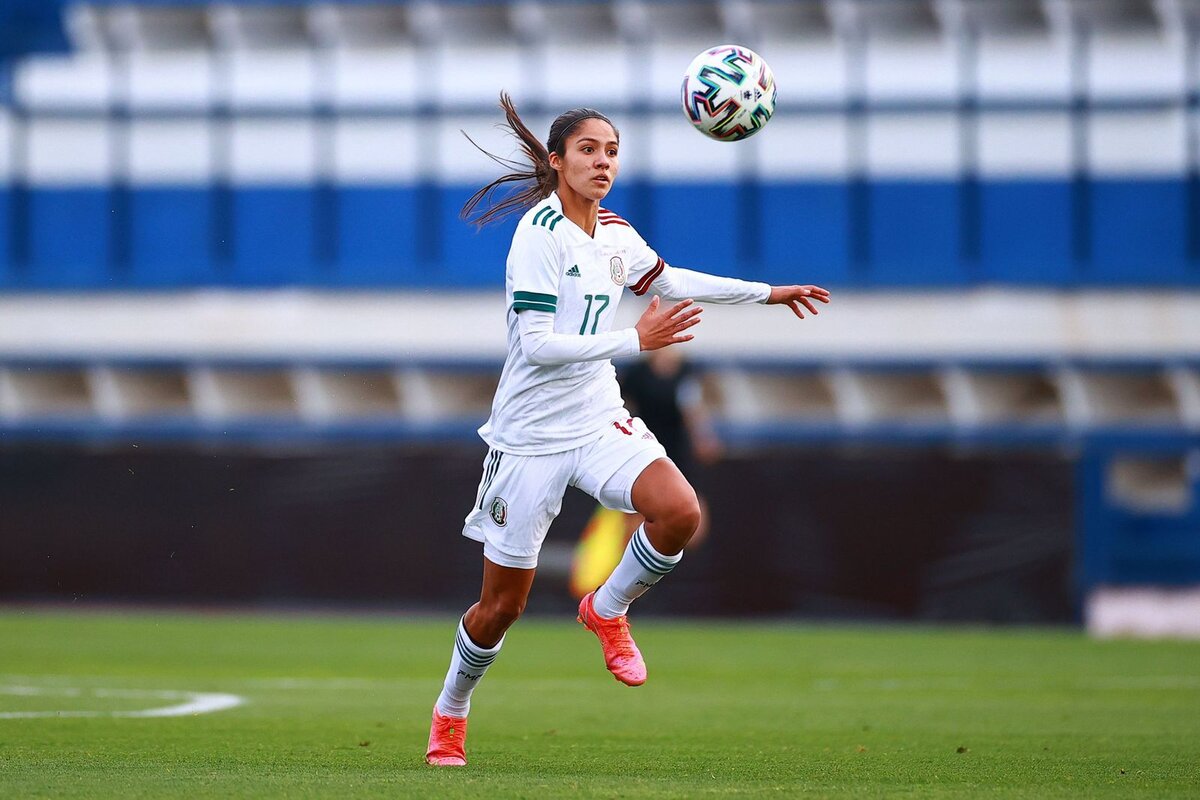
[553, 118, 620, 203]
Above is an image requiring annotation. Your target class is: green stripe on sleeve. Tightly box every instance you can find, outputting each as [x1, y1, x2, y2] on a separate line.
[513, 291, 557, 305]
[512, 301, 557, 313]
[531, 207, 554, 227]
[548, 214, 564, 232]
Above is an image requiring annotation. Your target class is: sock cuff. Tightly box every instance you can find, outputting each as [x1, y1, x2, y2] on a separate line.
[436, 698, 470, 719]
[630, 526, 682, 575]
[457, 617, 504, 663]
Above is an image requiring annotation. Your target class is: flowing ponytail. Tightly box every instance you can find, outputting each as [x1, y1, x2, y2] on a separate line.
[461, 91, 618, 228]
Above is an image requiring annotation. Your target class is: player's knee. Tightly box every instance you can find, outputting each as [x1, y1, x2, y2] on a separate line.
[663, 488, 702, 537]
[679, 484, 703, 531]
[482, 594, 526, 630]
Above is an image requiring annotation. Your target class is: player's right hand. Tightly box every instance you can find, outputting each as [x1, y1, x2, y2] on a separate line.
[635, 296, 703, 351]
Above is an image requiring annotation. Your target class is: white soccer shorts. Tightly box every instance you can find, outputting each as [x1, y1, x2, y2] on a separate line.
[462, 415, 669, 569]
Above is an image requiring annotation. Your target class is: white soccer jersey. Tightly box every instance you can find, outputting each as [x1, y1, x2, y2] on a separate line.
[478, 191, 771, 456]
[479, 192, 663, 455]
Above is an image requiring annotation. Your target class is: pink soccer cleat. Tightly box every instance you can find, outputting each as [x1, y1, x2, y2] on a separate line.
[425, 707, 468, 766]
[577, 591, 647, 686]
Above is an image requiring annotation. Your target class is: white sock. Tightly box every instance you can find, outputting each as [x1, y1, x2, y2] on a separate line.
[592, 525, 683, 619]
[435, 616, 503, 718]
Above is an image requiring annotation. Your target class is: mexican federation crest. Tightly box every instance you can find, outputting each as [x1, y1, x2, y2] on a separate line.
[489, 496, 508, 527]
[609, 256, 626, 286]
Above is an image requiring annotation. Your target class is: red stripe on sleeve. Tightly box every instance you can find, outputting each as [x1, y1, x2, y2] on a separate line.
[632, 258, 665, 295]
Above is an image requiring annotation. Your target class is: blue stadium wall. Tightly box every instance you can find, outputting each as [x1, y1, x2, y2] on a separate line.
[0, 105, 1196, 290]
[1, 175, 1195, 289]
[2, 1, 1198, 290]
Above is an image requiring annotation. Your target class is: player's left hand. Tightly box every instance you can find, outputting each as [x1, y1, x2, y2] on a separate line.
[766, 285, 831, 319]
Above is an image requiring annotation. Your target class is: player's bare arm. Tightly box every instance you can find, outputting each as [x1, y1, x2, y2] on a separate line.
[635, 296, 703, 351]
[766, 284, 831, 319]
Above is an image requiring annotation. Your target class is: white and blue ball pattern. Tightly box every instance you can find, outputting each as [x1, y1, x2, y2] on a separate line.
[681, 45, 777, 142]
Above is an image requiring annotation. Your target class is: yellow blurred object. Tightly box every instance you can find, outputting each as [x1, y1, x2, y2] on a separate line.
[569, 506, 628, 599]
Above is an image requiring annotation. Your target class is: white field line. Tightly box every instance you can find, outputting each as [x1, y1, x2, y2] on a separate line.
[0, 685, 245, 719]
[0, 674, 392, 691]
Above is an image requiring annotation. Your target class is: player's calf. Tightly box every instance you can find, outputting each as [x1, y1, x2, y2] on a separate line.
[432, 616, 505, 721]
[464, 594, 525, 647]
[592, 524, 684, 620]
[630, 459, 702, 555]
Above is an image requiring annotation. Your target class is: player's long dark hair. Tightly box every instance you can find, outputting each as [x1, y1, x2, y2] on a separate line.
[461, 91, 618, 228]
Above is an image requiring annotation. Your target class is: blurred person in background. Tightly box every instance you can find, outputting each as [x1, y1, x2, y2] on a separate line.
[570, 348, 722, 598]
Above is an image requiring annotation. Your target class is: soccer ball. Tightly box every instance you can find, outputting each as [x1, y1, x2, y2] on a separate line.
[681, 45, 777, 142]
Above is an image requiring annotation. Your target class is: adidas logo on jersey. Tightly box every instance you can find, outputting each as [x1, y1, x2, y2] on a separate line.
[566, 265, 581, 277]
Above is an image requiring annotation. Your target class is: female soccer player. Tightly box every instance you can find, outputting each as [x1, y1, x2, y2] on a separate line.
[426, 93, 830, 766]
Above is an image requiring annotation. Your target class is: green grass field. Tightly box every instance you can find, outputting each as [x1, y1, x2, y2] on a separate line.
[1, 609, 1198, 798]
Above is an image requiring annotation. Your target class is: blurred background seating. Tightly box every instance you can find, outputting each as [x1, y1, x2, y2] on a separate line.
[0, 0, 1197, 630]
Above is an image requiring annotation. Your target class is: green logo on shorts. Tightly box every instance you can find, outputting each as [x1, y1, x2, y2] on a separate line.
[489, 497, 508, 527]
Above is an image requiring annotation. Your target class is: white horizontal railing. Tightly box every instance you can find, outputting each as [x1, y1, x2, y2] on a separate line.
[0, 356, 1196, 439]
[1, 290, 1198, 361]
[0, 290, 1195, 440]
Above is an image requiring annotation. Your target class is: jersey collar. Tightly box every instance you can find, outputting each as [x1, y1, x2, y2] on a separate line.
[549, 191, 607, 242]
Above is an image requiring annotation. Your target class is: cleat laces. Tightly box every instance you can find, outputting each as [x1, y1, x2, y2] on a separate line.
[611, 617, 636, 661]
[439, 718, 461, 743]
